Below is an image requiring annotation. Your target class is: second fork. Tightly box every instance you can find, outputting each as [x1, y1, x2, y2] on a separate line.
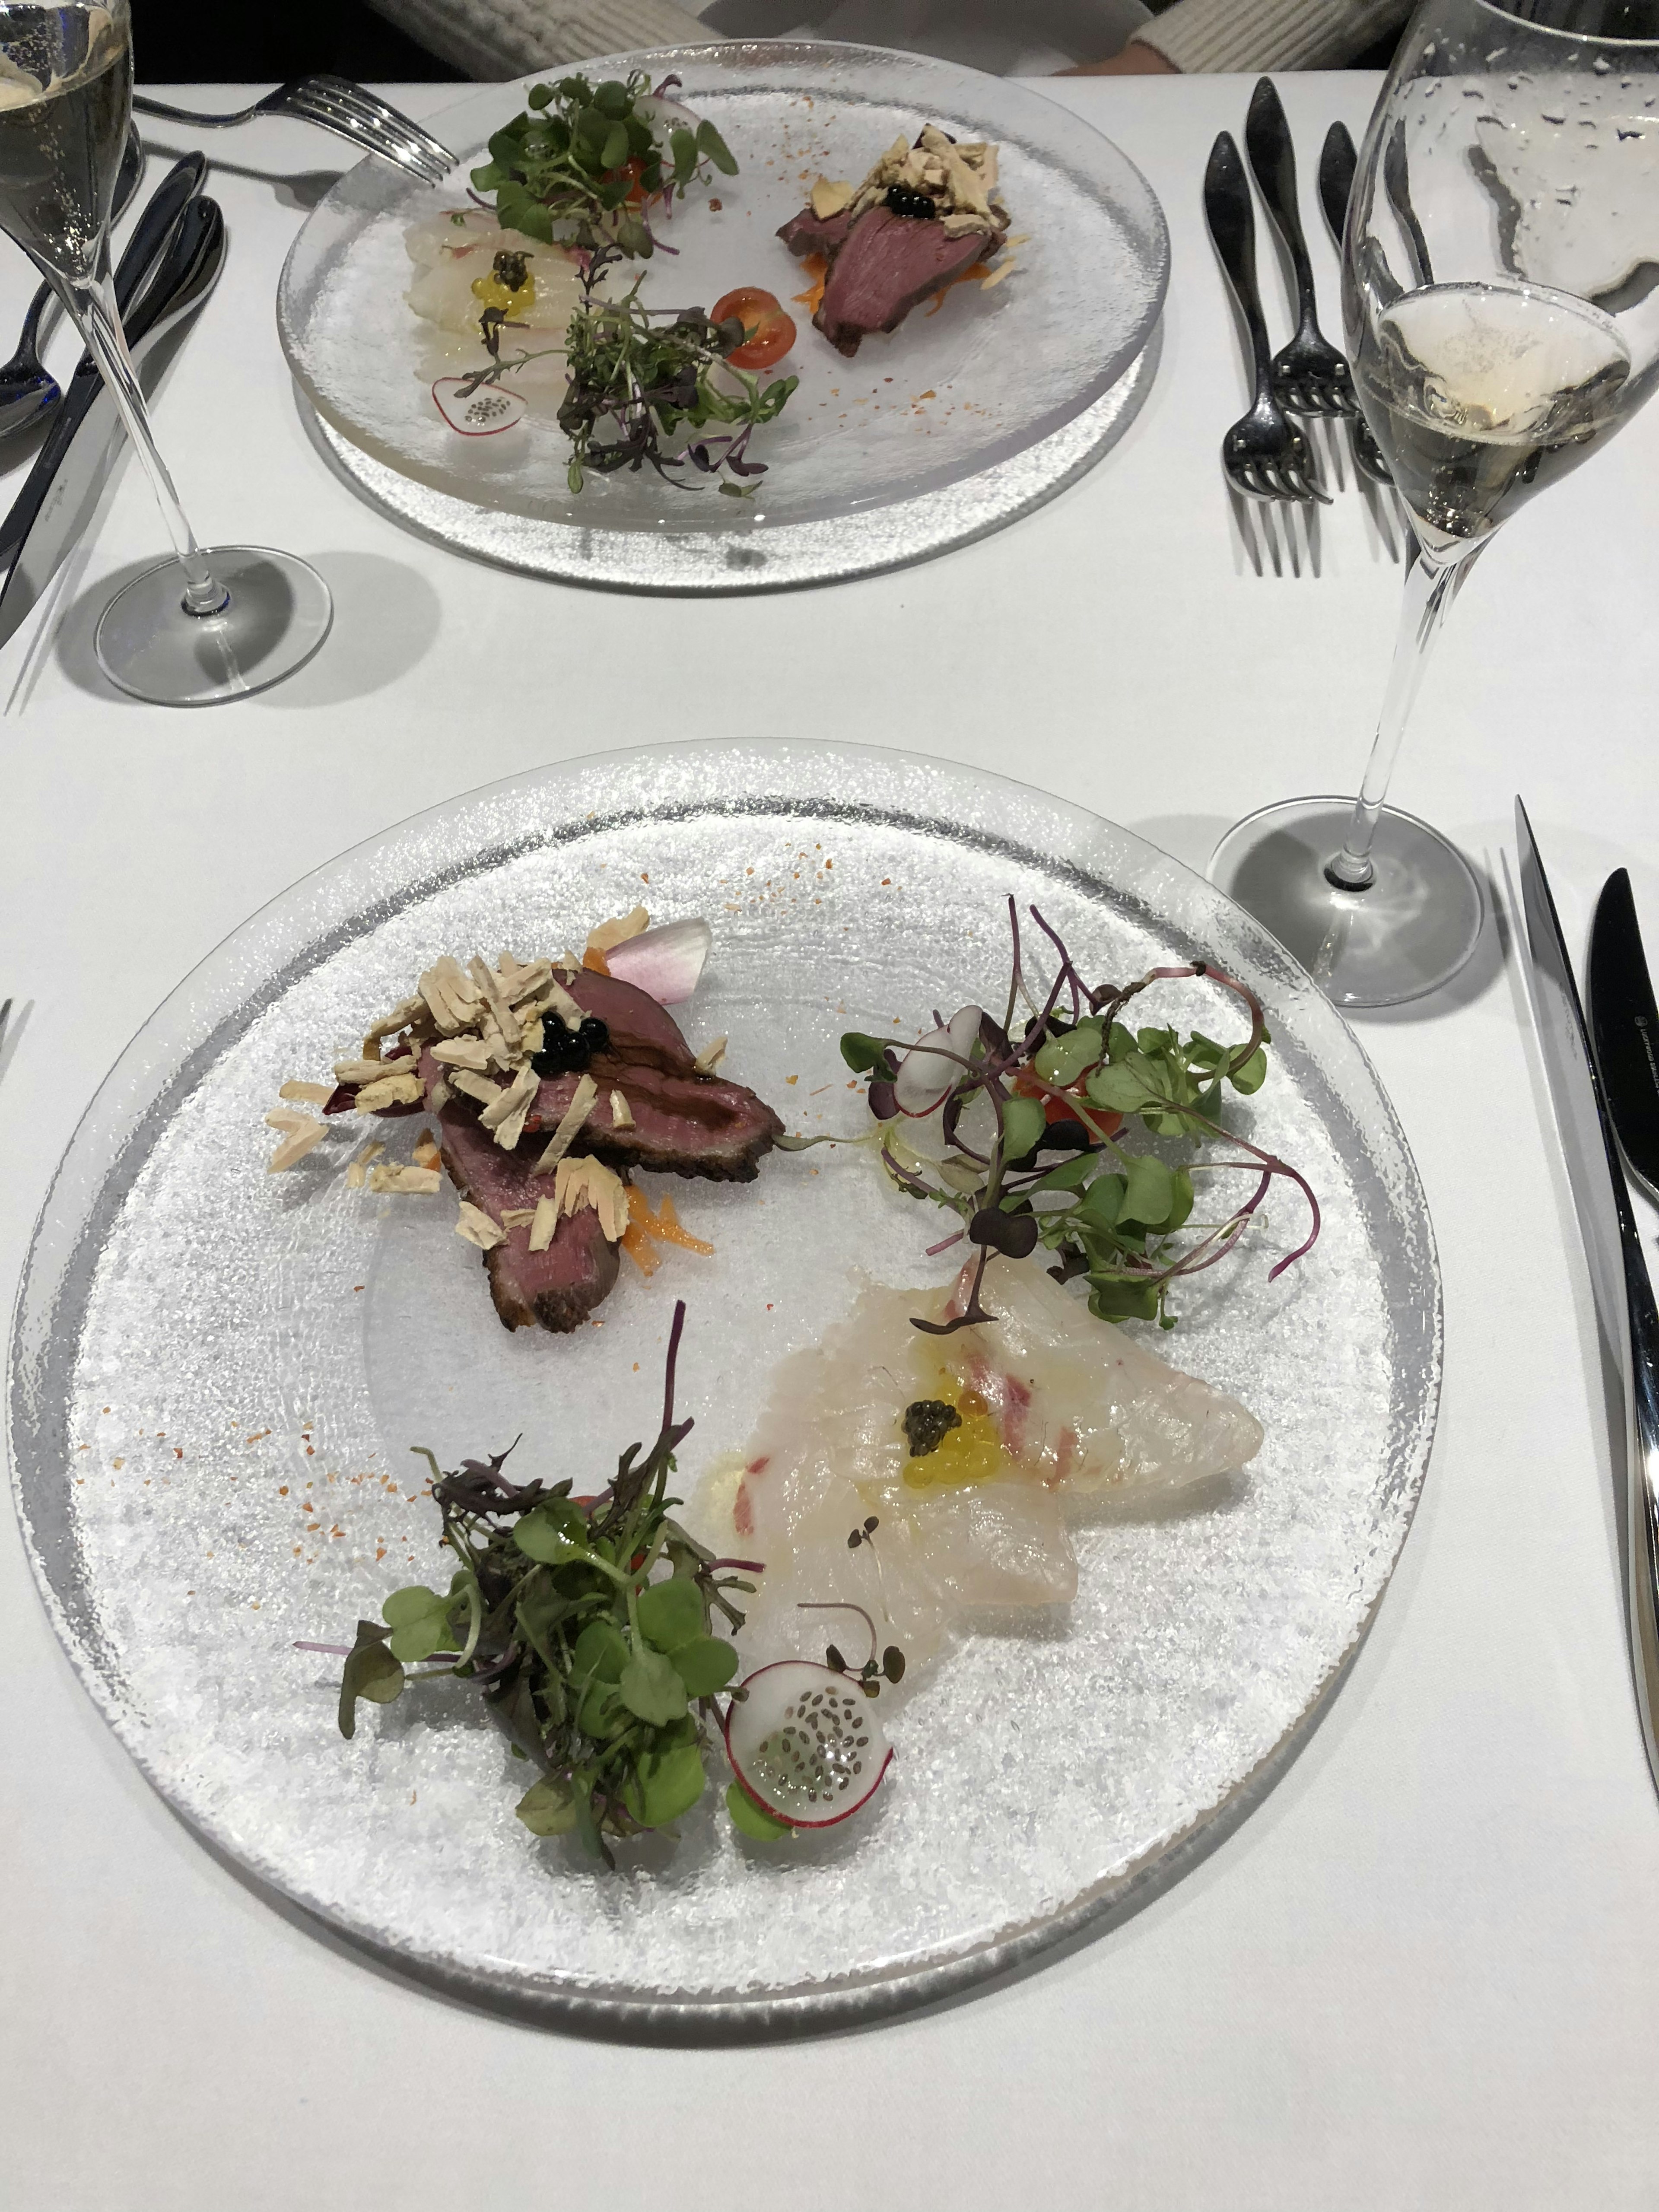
[1204, 130, 1328, 505]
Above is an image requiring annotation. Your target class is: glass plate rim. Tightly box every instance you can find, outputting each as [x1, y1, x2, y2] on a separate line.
[6, 737, 1441, 2036]
[275, 40, 1173, 539]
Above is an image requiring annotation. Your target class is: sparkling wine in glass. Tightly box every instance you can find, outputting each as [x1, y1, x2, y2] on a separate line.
[0, 1, 331, 704]
[1211, 0, 1659, 1006]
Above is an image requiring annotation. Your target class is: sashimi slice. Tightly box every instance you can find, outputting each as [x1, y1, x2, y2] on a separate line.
[698, 1257, 1262, 1666]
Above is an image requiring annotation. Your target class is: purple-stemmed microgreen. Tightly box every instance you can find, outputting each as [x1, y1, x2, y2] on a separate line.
[836, 899, 1320, 1332]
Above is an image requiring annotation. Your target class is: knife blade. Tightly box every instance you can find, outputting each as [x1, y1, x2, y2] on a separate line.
[0, 192, 224, 649]
[1517, 798, 1659, 1797]
[1589, 869, 1659, 1207]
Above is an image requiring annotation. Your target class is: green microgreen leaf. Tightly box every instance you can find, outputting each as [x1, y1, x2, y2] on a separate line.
[515, 1775, 579, 1836]
[727, 1780, 794, 1841]
[381, 1580, 463, 1663]
[636, 1576, 704, 1652]
[619, 1645, 689, 1726]
[337, 1621, 404, 1738]
[514, 1499, 587, 1564]
[669, 1635, 738, 1697]
[1228, 1045, 1268, 1094]
[571, 1618, 629, 1683]
[695, 118, 739, 173]
[1001, 1094, 1046, 1163]
[840, 1030, 897, 1075]
[1120, 1153, 1175, 1230]
[1033, 1020, 1103, 1087]
[623, 1738, 706, 1827]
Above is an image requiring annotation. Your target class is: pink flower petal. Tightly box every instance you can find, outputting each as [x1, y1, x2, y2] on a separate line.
[604, 917, 712, 1005]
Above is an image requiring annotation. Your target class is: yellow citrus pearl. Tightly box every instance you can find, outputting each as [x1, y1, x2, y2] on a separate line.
[470, 274, 537, 317]
[903, 1403, 1004, 1490]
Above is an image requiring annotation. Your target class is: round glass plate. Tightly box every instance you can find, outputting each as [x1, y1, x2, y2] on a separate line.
[276, 44, 1169, 559]
[8, 741, 1439, 2033]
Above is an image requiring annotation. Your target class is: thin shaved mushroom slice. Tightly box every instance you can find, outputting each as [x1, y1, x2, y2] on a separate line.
[455, 1200, 505, 1250]
[531, 1072, 598, 1174]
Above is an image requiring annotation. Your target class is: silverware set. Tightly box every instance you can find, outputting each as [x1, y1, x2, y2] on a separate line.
[1205, 79, 1393, 513]
[1519, 806, 1659, 1796]
[134, 76, 456, 186]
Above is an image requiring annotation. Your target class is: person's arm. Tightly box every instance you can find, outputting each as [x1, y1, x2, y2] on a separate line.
[365, 0, 721, 79]
[1065, 0, 1410, 75]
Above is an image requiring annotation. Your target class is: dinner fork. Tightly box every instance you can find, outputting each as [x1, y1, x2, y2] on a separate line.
[133, 76, 455, 185]
[1245, 78, 1356, 419]
[1204, 130, 1328, 505]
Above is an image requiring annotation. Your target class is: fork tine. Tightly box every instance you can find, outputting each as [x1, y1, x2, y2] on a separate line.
[301, 75, 457, 168]
[286, 93, 448, 182]
[289, 85, 450, 177]
[1285, 462, 1332, 505]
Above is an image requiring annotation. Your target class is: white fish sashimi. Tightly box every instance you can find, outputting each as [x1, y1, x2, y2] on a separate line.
[404, 207, 586, 343]
[934, 1255, 1264, 1497]
[700, 1257, 1264, 1669]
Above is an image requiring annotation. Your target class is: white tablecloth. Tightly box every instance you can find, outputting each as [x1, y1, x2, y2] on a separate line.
[4, 70, 1657, 2211]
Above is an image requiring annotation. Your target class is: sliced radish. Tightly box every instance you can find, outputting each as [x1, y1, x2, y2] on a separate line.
[723, 1660, 892, 1829]
[432, 377, 527, 435]
[604, 916, 712, 1005]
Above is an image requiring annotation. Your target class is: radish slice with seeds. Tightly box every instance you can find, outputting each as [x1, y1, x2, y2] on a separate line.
[432, 377, 527, 435]
[604, 916, 712, 1005]
[723, 1660, 891, 1829]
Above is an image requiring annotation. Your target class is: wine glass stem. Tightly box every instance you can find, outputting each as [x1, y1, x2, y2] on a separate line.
[57, 270, 229, 618]
[1323, 537, 1483, 892]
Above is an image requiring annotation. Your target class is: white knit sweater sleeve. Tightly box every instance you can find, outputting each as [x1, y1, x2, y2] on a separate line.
[1130, 0, 1408, 70]
[366, 0, 722, 81]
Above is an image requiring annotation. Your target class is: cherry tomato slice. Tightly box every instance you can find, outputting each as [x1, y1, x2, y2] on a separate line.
[711, 286, 797, 370]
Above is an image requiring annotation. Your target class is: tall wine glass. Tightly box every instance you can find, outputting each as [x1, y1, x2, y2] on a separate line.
[0, 0, 331, 703]
[1211, 0, 1659, 1005]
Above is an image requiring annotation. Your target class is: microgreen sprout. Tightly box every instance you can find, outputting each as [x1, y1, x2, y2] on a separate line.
[798, 1601, 906, 1697]
[449, 239, 798, 494]
[837, 899, 1320, 1332]
[468, 71, 736, 259]
[318, 1303, 768, 1864]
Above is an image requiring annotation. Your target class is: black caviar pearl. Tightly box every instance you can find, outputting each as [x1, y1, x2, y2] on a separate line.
[531, 1014, 610, 1077]
[885, 185, 937, 219]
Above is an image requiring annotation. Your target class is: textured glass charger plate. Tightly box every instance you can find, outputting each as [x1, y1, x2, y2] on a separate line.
[9, 741, 1438, 2032]
[276, 44, 1168, 592]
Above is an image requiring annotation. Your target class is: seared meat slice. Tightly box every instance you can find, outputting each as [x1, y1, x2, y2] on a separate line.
[532, 970, 784, 1181]
[814, 205, 989, 356]
[777, 205, 857, 259]
[436, 1101, 619, 1335]
[528, 1065, 783, 1183]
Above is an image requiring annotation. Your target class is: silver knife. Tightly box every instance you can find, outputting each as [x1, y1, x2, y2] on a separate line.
[1517, 797, 1659, 1796]
[0, 188, 224, 649]
[1589, 870, 1659, 1208]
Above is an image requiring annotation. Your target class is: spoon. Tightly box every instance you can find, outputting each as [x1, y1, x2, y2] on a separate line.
[0, 123, 145, 443]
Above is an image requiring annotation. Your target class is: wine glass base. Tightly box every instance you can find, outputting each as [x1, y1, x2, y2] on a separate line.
[94, 547, 333, 706]
[1209, 797, 1484, 1010]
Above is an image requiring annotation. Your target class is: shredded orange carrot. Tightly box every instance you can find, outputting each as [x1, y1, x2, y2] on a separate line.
[926, 261, 992, 315]
[791, 252, 828, 315]
[620, 1221, 663, 1276]
[583, 947, 611, 975]
[628, 1186, 715, 1257]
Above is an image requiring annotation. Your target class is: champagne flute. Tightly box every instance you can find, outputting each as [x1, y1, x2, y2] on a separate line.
[0, 0, 331, 703]
[1211, 0, 1659, 1006]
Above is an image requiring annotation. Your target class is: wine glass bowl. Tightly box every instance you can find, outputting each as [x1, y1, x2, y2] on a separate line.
[1213, 0, 1659, 1007]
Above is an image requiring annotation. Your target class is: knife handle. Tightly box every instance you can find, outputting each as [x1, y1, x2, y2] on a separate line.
[1621, 1239, 1659, 1791]
[1317, 121, 1356, 249]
